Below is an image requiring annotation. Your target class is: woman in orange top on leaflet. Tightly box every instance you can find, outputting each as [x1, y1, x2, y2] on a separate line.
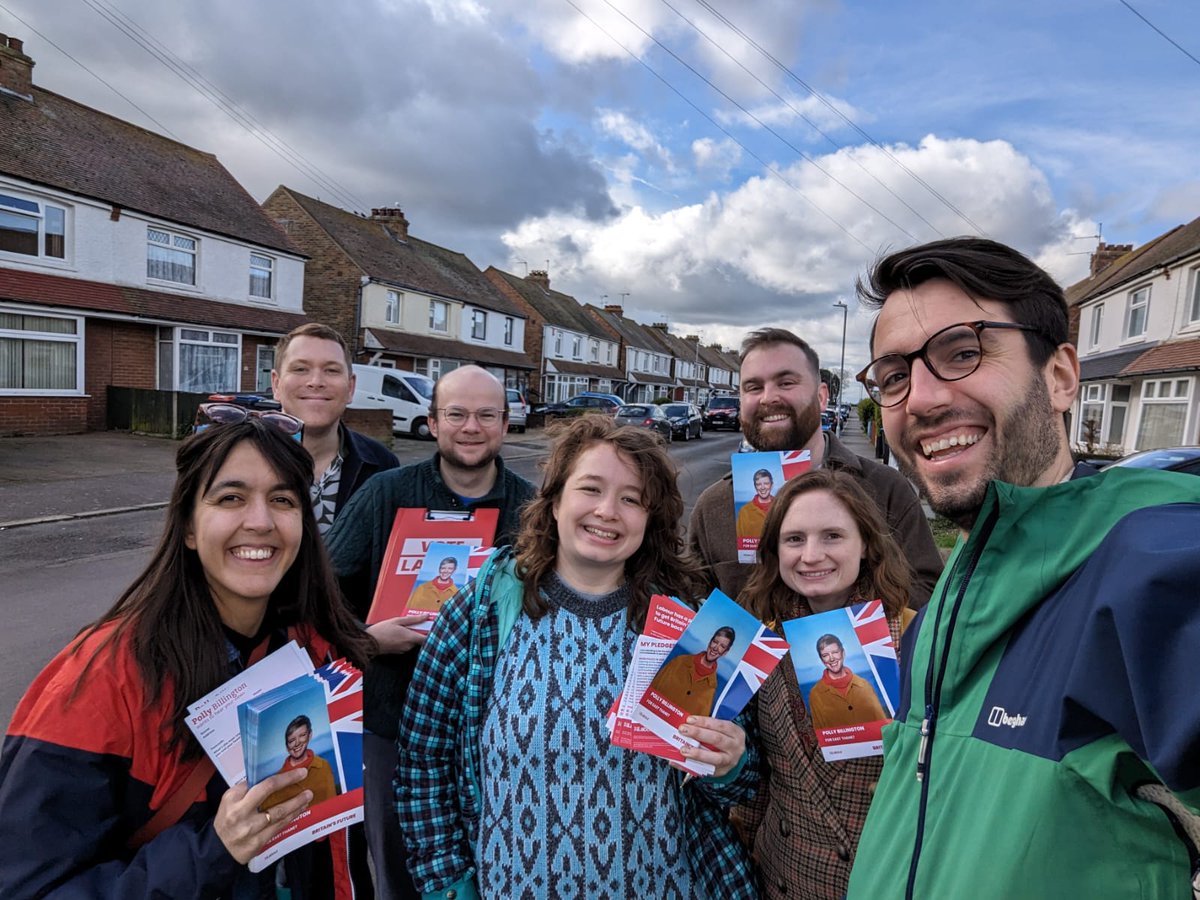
[646, 627, 735, 717]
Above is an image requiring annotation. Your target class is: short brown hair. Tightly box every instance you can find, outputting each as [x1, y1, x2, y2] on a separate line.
[739, 328, 821, 379]
[275, 323, 353, 372]
[739, 468, 912, 624]
[513, 415, 704, 627]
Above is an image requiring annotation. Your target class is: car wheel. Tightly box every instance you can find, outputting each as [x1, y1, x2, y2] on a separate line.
[517, 424, 526, 433]
[681, 427, 689, 442]
[695, 424, 702, 440]
[413, 417, 432, 440]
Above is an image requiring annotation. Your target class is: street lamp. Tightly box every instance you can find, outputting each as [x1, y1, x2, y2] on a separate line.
[833, 299, 848, 431]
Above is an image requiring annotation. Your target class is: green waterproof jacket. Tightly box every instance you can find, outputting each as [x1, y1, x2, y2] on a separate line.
[848, 467, 1200, 899]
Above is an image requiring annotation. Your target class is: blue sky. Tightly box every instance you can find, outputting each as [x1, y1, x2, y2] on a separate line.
[3, 0, 1196, 384]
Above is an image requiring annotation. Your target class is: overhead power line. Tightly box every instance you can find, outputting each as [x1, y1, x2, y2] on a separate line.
[76, 0, 368, 213]
[1118, 0, 1200, 70]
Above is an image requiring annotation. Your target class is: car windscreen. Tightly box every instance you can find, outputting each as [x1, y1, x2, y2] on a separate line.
[663, 406, 688, 416]
[708, 398, 737, 409]
[618, 406, 651, 416]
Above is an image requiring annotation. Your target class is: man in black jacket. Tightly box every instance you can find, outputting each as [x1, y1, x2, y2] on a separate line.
[272, 323, 398, 534]
[326, 364, 536, 899]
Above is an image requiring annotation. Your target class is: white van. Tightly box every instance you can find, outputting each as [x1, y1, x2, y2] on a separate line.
[349, 364, 435, 438]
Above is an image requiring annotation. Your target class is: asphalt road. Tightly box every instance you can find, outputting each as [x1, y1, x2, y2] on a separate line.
[0, 429, 743, 728]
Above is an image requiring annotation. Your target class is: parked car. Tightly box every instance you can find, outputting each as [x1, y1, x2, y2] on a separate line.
[614, 404, 672, 443]
[538, 392, 624, 419]
[662, 403, 703, 441]
[348, 364, 435, 438]
[1103, 446, 1200, 476]
[506, 388, 528, 433]
[702, 396, 741, 431]
[821, 410, 836, 432]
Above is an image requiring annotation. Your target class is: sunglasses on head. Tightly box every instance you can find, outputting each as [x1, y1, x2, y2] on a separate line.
[193, 402, 304, 442]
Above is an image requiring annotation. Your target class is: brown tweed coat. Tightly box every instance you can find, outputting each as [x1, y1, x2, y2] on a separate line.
[736, 611, 909, 900]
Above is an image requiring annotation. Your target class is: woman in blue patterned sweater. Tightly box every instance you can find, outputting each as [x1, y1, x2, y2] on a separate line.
[396, 415, 760, 899]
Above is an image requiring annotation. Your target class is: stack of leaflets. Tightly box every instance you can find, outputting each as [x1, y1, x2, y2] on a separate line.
[608, 589, 789, 775]
[366, 508, 499, 625]
[186, 643, 365, 872]
[781, 601, 900, 762]
[731, 449, 812, 563]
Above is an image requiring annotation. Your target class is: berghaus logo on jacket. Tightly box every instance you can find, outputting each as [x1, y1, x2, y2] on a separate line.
[987, 706, 1027, 728]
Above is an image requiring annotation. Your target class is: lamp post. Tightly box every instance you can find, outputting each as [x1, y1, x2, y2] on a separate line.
[833, 299, 848, 433]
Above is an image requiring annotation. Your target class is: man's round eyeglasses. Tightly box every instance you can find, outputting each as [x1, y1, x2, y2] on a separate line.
[855, 320, 1054, 408]
[438, 407, 505, 427]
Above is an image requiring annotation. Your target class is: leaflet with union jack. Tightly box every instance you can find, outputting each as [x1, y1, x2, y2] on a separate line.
[730, 450, 812, 563]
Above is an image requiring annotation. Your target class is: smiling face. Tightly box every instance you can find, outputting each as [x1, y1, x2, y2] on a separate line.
[286, 724, 312, 762]
[874, 279, 1078, 529]
[271, 335, 355, 434]
[552, 442, 649, 589]
[704, 634, 733, 664]
[740, 342, 828, 452]
[777, 488, 865, 612]
[184, 441, 303, 634]
[430, 366, 508, 472]
[754, 473, 774, 500]
[818, 640, 845, 674]
[438, 559, 457, 580]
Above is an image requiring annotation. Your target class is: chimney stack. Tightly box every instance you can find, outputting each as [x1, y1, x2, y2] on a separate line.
[604, 303, 624, 315]
[650, 322, 669, 331]
[0, 34, 35, 99]
[526, 269, 550, 290]
[370, 207, 409, 242]
[1089, 242, 1131, 277]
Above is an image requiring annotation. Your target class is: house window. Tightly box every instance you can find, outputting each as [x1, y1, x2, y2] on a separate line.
[606, 344, 614, 365]
[249, 254, 273, 299]
[159, 327, 239, 392]
[416, 358, 444, 380]
[554, 330, 563, 355]
[1135, 378, 1191, 450]
[147, 227, 197, 285]
[653, 355, 662, 373]
[1107, 384, 1131, 446]
[572, 335, 582, 360]
[256, 345, 274, 392]
[0, 309, 82, 393]
[472, 309, 487, 340]
[1124, 287, 1149, 339]
[385, 291, 400, 325]
[429, 300, 448, 333]
[590, 340, 599, 362]
[0, 193, 67, 260]
[1189, 268, 1200, 324]
[1089, 304, 1103, 349]
[504, 317, 514, 346]
[1077, 384, 1106, 445]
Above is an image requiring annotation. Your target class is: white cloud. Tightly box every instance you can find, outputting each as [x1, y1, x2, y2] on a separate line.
[597, 110, 674, 169]
[692, 137, 742, 179]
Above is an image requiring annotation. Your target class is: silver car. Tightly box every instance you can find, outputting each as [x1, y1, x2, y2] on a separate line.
[506, 388, 528, 433]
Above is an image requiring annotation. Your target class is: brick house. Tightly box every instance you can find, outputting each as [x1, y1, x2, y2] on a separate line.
[261, 187, 534, 390]
[644, 323, 708, 404]
[1067, 217, 1200, 454]
[584, 304, 677, 403]
[484, 267, 622, 405]
[0, 35, 307, 435]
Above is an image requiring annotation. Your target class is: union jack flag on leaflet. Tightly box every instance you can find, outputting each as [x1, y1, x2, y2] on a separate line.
[848, 600, 900, 715]
[711, 624, 791, 720]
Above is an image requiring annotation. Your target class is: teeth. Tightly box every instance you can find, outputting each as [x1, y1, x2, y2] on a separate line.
[233, 547, 274, 560]
[584, 526, 618, 540]
[922, 433, 980, 458]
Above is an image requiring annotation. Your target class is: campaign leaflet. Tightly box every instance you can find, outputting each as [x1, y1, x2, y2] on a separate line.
[366, 508, 499, 624]
[633, 589, 789, 775]
[401, 541, 494, 632]
[731, 450, 812, 563]
[781, 601, 900, 762]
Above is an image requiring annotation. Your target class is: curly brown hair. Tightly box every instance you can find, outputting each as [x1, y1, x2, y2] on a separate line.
[513, 415, 705, 627]
[739, 468, 912, 624]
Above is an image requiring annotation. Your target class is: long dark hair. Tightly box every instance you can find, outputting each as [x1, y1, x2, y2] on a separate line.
[513, 415, 705, 628]
[740, 469, 912, 624]
[78, 418, 373, 757]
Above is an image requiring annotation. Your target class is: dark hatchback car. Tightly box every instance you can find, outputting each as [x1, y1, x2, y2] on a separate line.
[662, 403, 703, 441]
[538, 393, 623, 419]
[614, 404, 672, 443]
[1103, 446, 1200, 476]
[702, 396, 741, 431]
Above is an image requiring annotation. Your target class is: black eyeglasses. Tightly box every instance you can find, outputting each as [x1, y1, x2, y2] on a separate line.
[194, 403, 304, 442]
[856, 321, 1053, 408]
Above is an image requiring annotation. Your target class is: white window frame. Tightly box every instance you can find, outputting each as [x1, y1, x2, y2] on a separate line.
[554, 330, 563, 356]
[1077, 383, 1106, 444]
[147, 226, 198, 287]
[157, 326, 240, 392]
[385, 290, 400, 325]
[572, 335, 583, 360]
[1135, 377, 1192, 451]
[472, 309, 487, 341]
[249, 253, 274, 300]
[1123, 286, 1149, 340]
[504, 317, 514, 346]
[429, 300, 449, 333]
[0, 306, 84, 395]
[255, 345, 274, 392]
[1188, 267, 1200, 325]
[0, 191, 68, 262]
[1089, 303, 1104, 349]
[606, 344, 614, 365]
[590, 339, 599, 363]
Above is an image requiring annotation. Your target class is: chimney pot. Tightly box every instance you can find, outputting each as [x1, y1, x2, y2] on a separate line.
[370, 206, 409, 242]
[0, 33, 35, 97]
[604, 304, 623, 315]
[526, 269, 550, 289]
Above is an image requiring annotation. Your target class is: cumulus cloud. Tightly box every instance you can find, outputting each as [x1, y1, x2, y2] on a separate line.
[597, 110, 674, 170]
[692, 137, 742, 179]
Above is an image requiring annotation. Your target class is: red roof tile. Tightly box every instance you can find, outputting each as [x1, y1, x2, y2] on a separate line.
[1120, 338, 1200, 376]
[0, 267, 307, 334]
[1066, 217, 1200, 307]
[364, 328, 534, 369]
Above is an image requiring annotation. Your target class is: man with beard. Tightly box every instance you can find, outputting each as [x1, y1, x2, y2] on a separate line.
[689, 328, 942, 605]
[846, 238, 1200, 899]
[326, 365, 535, 899]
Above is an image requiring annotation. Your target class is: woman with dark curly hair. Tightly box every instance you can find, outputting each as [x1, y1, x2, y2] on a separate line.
[397, 415, 759, 899]
[735, 468, 914, 900]
[0, 418, 373, 899]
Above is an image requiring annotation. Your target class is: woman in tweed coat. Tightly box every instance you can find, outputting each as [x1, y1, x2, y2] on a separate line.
[736, 469, 915, 900]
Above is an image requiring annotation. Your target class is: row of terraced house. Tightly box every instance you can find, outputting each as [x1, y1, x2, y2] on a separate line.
[2, 33, 1199, 448]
